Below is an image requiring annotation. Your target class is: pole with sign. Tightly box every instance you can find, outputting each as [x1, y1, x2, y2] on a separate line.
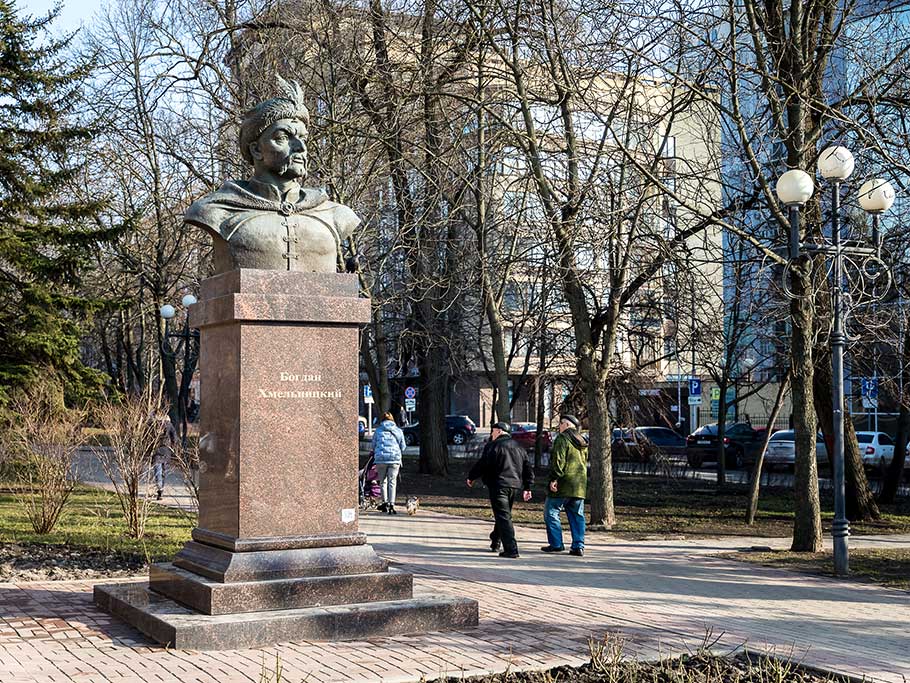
[363, 385, 374, 433]
[688, 378, 701, 434]
[861, 376, 878, 431]
[404, 386, 417, 424]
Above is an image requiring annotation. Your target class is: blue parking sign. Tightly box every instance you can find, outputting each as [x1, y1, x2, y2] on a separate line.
[689, 378, 701, 396]
[861, 377, 878, 399]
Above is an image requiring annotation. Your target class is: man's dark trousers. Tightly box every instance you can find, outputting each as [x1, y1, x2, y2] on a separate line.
[488, 485, 518, 553]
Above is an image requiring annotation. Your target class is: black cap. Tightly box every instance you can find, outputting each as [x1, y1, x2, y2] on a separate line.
[491, 421, 511, 434]
[560, 414, 580, 428]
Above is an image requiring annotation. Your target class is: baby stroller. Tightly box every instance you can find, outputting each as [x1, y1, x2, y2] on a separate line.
[358, 453, 382, 511]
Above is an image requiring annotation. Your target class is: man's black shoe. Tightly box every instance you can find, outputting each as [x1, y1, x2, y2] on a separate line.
[569, 548, 584, 557]
[377, 502, 388, 512]
[498, 550, 520, 558]
[156, 489, 163, 501]
[490, 543, 502, 552]
[540, 545, 565, 553]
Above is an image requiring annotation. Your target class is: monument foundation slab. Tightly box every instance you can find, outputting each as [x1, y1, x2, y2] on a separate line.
[95, 269, 478, 648]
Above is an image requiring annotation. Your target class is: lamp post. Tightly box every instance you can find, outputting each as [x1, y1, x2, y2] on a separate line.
[160, 293, 200, 449]
[776, 147, 894, 576]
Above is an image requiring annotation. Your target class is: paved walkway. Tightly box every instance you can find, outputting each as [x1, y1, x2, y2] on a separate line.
[1, 500, 909, 683]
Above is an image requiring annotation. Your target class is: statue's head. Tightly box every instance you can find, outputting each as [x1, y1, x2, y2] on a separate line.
[239, 76, 310, 180]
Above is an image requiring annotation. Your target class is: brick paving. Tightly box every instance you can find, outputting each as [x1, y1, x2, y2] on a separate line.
[1, 508, 909, 682]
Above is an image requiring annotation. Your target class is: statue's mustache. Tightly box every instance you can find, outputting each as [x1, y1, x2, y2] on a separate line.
[278, 156, 306, 178]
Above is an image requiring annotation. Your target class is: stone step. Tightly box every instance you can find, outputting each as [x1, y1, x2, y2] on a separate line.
[94, 582, 479, 650]
[149, 563, 413, 615]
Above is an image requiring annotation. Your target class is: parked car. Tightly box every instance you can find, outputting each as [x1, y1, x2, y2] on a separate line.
[614, 426, 686, 463]
[510, 422, 552, 452]
[856, 431, 895, 471]
[685, 422, 764, 469]
[764, 430, 828, 470]
[401, 415, 477, 446]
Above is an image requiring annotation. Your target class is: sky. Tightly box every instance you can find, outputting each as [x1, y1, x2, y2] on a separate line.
[20, 0, 103, 34]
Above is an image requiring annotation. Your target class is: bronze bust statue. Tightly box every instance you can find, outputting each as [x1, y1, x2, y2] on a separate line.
[185, 78, 360, 274]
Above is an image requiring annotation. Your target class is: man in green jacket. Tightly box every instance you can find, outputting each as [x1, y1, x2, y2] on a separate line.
[541, 414, 588, 556]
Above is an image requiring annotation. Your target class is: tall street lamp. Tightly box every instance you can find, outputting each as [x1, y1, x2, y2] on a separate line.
[160, 293, 200, 449]
[776, 146, 895, 576]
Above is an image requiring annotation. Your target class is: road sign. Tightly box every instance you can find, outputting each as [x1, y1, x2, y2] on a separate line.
[861, 377, 878, 409]
[710, 387, 721, 401]
[404, 386, 417, 399]
[689, 378, 701, 396]
[405, 398, 416, 411]
[688, 396, 702, 406]
[363, 385, 374, 404]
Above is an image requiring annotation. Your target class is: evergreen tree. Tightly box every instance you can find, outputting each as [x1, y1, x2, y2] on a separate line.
[0, 1, 115, 404]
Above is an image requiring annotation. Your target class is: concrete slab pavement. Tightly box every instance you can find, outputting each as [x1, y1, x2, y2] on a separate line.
[1, 502, 909, 682]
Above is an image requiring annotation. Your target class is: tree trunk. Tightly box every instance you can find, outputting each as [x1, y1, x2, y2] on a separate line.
[747, 371, 790, 525]
[482, 269, 511, 423]
[814, 345, 880, 521]
[790, 276, 823, 552]
[361, 314, 392, 415]
[880, 319, 910, 503]
[881, 398, 909, 504]
[534, 374, 546, 469]
[585, 376, 614, 528]
[417, 335, 448, 475]
[715, 378, 729, 486]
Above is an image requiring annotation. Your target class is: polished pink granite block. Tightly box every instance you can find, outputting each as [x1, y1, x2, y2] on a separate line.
[193, 271, 369, 548]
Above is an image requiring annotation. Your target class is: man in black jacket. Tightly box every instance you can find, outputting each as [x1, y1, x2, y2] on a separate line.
[466, 422, 533, 558]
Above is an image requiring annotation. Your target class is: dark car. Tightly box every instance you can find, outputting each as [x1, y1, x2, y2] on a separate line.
[510, 422, 552, 452]
[402, 415, 477, 446]
[612, 426, 686, 463]
[685, 422, 762, 469]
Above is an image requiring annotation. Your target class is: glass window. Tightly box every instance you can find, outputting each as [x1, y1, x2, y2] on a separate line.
[879, 434, 894, 445]
[770, 430, 795, 441]
[857, 433, 874, 443]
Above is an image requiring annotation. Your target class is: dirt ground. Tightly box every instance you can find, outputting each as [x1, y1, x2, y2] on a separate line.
[428, 651, 846, 683]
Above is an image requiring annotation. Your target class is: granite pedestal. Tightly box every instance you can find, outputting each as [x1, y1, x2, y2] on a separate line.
[95, 270, 478, 648]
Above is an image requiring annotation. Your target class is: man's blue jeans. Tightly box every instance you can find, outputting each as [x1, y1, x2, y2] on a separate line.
[545, 496, 585, 550]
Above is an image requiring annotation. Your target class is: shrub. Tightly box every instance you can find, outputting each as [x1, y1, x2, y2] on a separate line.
[1, 381, 85, 534]
[95, 391, 167, 539]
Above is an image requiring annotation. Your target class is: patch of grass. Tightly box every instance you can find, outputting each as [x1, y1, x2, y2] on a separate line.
[729, 548, 910, 591]
[394, 457, 910, 538]
[0, 485, 194, 562]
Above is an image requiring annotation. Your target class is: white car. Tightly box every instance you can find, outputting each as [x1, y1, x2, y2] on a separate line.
[856, 431, 895, 470]
[764, 430, 828, 469]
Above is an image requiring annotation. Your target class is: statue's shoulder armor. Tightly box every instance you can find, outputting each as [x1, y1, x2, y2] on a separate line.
[305, 199, 360, 241]
[184, 182, 247, 240]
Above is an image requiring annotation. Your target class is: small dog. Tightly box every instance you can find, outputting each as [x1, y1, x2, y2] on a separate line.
[406, 496, 420, 515]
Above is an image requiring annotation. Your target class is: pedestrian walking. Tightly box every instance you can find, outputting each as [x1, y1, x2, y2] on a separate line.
[466, 422, 533, 558]
[152, 413, 178, 500]
[372, 411, 406, 514]
[541, 414, 588, 556]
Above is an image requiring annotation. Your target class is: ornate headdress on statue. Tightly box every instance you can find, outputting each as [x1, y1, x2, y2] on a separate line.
[239, 76, 310, 165]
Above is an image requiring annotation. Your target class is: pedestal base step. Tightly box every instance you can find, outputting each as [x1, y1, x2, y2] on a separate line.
[94, 582, 479, 650]
[150, 563, 413, 615]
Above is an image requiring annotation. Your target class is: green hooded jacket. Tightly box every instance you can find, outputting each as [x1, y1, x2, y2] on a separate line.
[548, 429, 588, 499]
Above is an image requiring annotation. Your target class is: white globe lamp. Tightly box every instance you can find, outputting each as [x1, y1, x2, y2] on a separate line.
[182, 293, 198, 308]
[159, 304, 177, 319]
[818, 146, 855, 181]
[776, 169, 814, 206]
[858, 179, 895, 214]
